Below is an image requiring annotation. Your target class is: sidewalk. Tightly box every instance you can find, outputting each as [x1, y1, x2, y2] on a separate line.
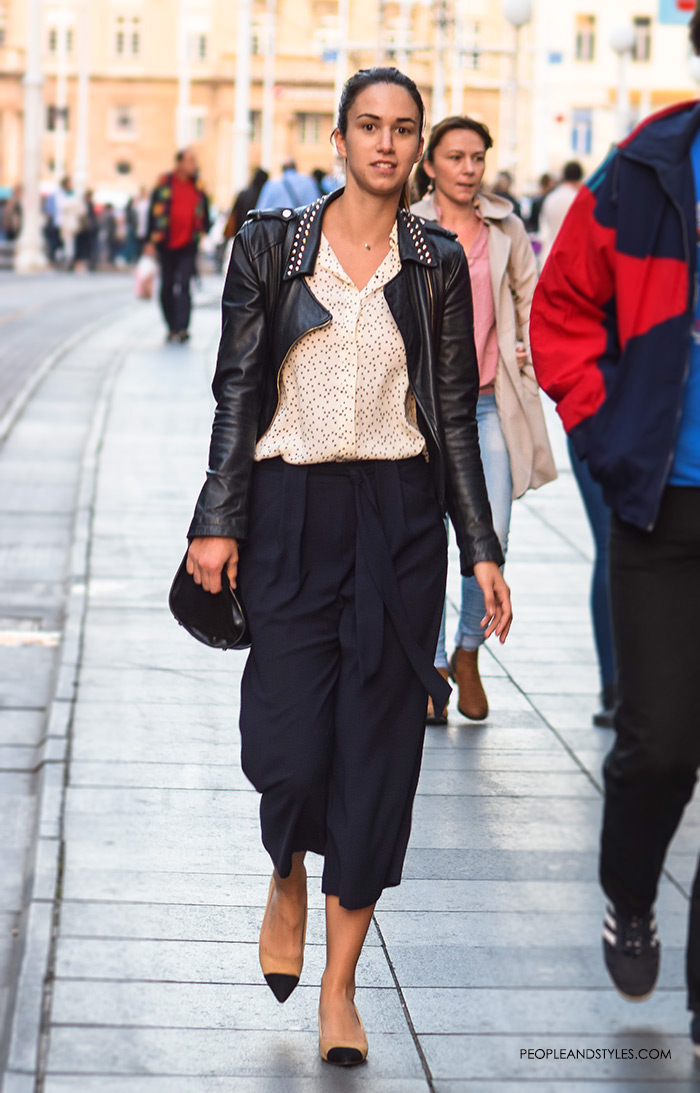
[3, 291, 700, 1090]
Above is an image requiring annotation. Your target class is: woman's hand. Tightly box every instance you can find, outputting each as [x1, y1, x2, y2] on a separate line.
[473, 561, 513, 643]
[187, 536, 239, 594]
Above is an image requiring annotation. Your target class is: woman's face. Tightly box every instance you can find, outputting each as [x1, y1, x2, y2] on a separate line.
[335, 83, 424, 199]
[425, 128, 487, 207]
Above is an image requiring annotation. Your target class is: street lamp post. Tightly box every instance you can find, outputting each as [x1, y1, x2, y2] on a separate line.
[15, 0, 47, 272]
[432, 0, 448, 125]
[177, 0, 191, 148]
[334, 0, 350, 111]
[232, 0, 252, 196]
[261, 0, 276, 171]
[610, 24, 636, 143]
[502, 0, 532, 175]
[74, 0, 89, 195]
[53, 9, 70, 182]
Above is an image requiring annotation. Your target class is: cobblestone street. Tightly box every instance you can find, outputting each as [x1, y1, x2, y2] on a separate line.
[1, 273, 700, 1091]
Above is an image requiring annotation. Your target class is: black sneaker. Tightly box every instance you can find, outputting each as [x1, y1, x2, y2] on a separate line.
[690, 1013, 700, 1058]
[602, 902, 660, 1001]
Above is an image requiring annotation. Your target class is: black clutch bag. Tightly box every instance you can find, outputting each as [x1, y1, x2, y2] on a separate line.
[168, 551, 251, 650]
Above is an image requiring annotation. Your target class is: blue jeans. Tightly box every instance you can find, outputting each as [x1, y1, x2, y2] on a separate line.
[435, 393, 512, 667]
[567, 438, 616, 691]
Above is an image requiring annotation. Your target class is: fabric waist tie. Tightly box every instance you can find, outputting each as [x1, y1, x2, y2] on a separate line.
[273, 458, 452, 712]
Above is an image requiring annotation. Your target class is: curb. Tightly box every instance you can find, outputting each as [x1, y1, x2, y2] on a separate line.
[0, 327, 131, 1092]
[0, 306, 131, 450]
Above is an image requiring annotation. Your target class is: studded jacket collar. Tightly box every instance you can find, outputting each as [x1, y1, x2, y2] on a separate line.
[280, 189, 439, 279]
[187, 191, 504, 577]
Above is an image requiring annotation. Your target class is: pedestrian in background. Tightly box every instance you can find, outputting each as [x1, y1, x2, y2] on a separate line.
[525, 172, 555, 234]
[538, 160, 584, 267]
[1, 185, 22, 241]
[223, 167, 269, 241]
[145, 148, 211, 343]
[100, 203, 120, 266]
[491, 169, 522, 219]
[133, 186, 151, 260]
[412, 116, 556, 723]
[75, 189, 98, 270]
[256, 159, 320, 208]
[185, 67, 511, 1067]
[55, 176, 85, 270]
[531, 7, 700, 1052]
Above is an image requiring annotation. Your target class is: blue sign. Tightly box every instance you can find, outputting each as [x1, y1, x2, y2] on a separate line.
[548, 51, 564, 64]
[658, 0, 694, 25]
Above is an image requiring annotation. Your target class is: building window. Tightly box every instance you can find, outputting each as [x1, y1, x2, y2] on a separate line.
[196, 34, 207, 60]
[114, 15, 141, 59]
[109, 105, 137, 141]
[48, 24, 73, 54]
[298, 113, 322, 145]
[632, 16, 651, 62]
[115, 160, 132, 175]
[46, 104, 70, 131]
[571, 108, 593, 155]
[191, 115, 206, 142]
[574, 15, 596, 62]
[0, 5, 6, 48]
[250, 110, 262, 143]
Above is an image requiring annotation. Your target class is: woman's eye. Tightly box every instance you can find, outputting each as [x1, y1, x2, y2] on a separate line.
[363, 123, 375, 131]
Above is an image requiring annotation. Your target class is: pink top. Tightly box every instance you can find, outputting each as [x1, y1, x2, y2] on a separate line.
[467, 219, 498, 390]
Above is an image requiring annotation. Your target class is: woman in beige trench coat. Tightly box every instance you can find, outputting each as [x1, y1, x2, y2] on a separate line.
[412, 115, 556, 722]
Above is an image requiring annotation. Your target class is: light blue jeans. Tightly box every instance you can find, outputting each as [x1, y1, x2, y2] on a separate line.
[435, 393, 512, 668]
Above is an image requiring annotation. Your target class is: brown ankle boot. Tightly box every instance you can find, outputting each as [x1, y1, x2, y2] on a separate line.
[449, 648, 488, 721]
[426, 667, 450, 725]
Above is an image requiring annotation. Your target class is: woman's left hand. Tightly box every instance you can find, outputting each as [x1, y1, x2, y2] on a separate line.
[473, 561, 513, 643]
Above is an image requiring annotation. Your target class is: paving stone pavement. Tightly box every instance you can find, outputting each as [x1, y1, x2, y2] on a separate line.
[3, 280, 700, 1091]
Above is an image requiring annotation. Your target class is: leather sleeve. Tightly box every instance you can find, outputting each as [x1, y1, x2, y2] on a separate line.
[437, 245, 505, 574]
[187, 222, 267, 541]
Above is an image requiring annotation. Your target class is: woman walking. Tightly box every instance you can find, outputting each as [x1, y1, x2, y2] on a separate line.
[185, 70, 511, 1066]
[412, 117, 555, 723]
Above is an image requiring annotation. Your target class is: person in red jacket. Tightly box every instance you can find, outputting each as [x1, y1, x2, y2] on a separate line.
[530, 2, 700, 1056]
[146, 148, 211, 343]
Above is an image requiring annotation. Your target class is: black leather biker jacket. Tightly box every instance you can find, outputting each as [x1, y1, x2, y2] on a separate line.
[188, 189, 503, 575]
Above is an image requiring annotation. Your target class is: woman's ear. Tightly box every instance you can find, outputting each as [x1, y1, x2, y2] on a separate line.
[332, 128, 347, 162]
[423, 156, 436, 180]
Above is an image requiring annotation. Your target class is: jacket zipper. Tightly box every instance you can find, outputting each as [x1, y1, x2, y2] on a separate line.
[269, 317, 332, 427]
[426, 270, 434, 328]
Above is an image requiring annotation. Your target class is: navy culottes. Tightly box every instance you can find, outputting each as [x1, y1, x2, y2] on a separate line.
[237, 456, 449, 910]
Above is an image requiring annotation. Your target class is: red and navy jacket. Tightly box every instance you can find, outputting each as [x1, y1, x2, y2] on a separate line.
[531, 100, 700, 531]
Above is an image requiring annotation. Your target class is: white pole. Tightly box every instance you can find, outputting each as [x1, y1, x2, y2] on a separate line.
[74, 0, 89, 195]
[15, 0, 47, 271]
[261, 0, 276, 171]
[232, 0, 252, 195]
[450, 0, 467, 116]
[509, 25, 520, 173]
[177, 0, 191, 148]
[375, 0, 385, 66]
[54, 10, 68, 182]
[610, 25, 635, 143]
[334, 0, 349, 111]
[432, 0, 447, 126]
[616, 51, 630, 141]
[396, 0, 410, 70]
